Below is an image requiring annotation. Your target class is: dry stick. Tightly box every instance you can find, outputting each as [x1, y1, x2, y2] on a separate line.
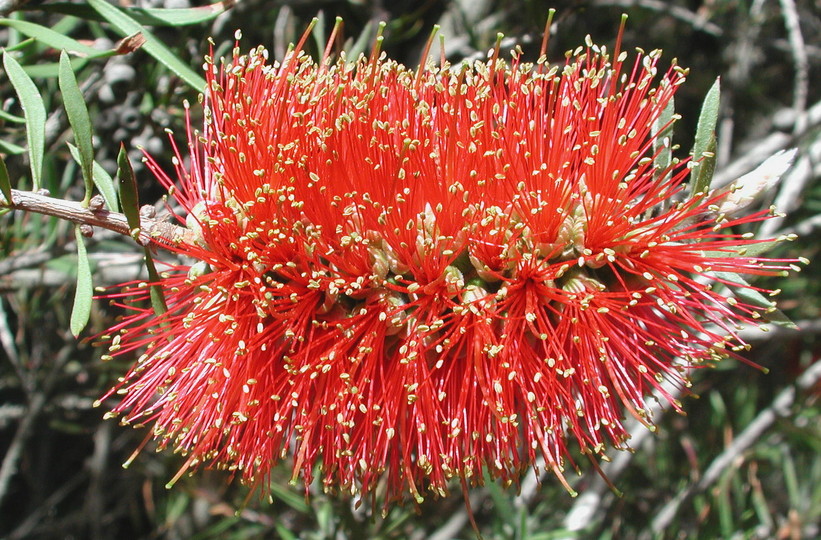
[1, 188, 193, 246]
[709, 98, 821, 191]
[778, 0, 809, 137]
[552, 318, 819, 536]
[591, 0, 723, 36]
[0, 343, 75, 508]
[7, 470, 88, 540]
[0, 0, 29, 17]
[425, 491, 486, 540]
[429, 322, 818, 536]
[651, 358, 821, 533]
[556, 375, 682, 536]
[782, 214, 821, 238]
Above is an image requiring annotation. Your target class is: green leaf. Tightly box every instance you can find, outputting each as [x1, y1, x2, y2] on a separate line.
[87, 0, 206, 91]
[67, 143, 119, 212]
[0, 108, 25, 124]
[713, 271, 796, 329]
[0, 156, 12, 203]
[20, 56, 89, 79]
[117, 144, 167, 315]
[691, 133, 716, 199]
[311, 12, 327, 55]
[0, 18, 106, 58]
[39, 1, 234, 28]
[127, 1, 236, 27]
[707, 236, 793, 259]
[2, 52, 46, 190]
[273, 523, 298, 540]
[653, 96, 675, 181]
[0, 139, 26, 155]
[268, 481, 310, 514]
[70, 225, 93, 337]
[116, 143, 141, 231]
[143, 249, 168, 316]
[688, 77, 720, 198]
[59, 51, 95, 205]
[343, 20, 375, 62]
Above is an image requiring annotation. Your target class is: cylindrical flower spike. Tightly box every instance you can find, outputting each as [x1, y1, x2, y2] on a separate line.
[100, 23, 798, 508]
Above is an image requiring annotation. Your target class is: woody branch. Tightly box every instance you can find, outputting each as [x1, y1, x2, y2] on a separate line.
[1, 188, 193, 246]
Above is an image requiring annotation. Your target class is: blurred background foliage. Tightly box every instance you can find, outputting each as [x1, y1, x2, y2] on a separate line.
[0, 0, 818, 538]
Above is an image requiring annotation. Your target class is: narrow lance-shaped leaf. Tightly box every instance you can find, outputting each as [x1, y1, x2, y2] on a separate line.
[0, 156, 12, 203]
[116, 143, 141, 233]
[2, 52, 46, 190]
[691, 133, 717, 201]
[0, 108, 25, 124]
[311, 13, 327, 56]
[70, 225, 93, 337]
[125, 0, 236, 27]
[734, 238, 796, 258]
[0, 19, 107, 58]
[67, 143, 119, 212]
[653, 96, 675, 181]
[117, 146, 167, 316]
[343, 21, 375, 63]
[19, 57, 89, 79]
[688, 77, 720, 198]
[87, 0, 206, 91]
[713, 271, 797, 329]
[59, 51, 95, 205]
[0, 140, 26, 155]
[39, 1, 234, 28]
[144, 250, 168, 316]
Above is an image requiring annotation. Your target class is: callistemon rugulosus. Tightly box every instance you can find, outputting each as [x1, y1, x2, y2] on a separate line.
[100, 21, 798, 506]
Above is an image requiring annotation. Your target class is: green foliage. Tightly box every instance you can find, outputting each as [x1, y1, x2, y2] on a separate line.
[689, 77, 720, 198]
[2, 51, 45, 189]
[0, 156, 11, 203]
[69, 224, 93, 336]
[59, 51, 95, 205]
[0, 18, 108, 58]
[0, 1, 818, 539]
[87, 0, 207, 90]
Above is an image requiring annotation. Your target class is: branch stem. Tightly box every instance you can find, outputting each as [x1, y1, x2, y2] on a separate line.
[2, 188, 193, 246]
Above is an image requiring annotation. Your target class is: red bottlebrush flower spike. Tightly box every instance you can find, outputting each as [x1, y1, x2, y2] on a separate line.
[100, 25, 798, 507]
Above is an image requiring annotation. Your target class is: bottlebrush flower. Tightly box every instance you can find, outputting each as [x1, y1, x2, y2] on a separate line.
[100, 24, 797, 507]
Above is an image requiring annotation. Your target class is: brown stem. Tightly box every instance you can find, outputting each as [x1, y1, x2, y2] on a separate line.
[2, 189, 195, 246]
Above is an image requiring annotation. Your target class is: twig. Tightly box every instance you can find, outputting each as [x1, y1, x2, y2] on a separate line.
[0, 249, 54, 276]
[556, 376, 684, 537]
[1, 188, 193, 246]
[650, 359, 821, 533]
[591, 0, 723, 36]
[0, 342, 76, 507]
[425, 491, 485, 540]
[0, 0, 29, 17]
[779, 214, 821, 238]
[710, 99, 821, 191]
[526, 320, 821, 536]
[758, 149, 815, 238]
[0, 380, 45, 508]
[778, 0, 810, 136]
[2, 252, 148, 289]
[0, 404, 25, 429]
[0, 298, 20, 368]
[7, 470, 88, 540]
